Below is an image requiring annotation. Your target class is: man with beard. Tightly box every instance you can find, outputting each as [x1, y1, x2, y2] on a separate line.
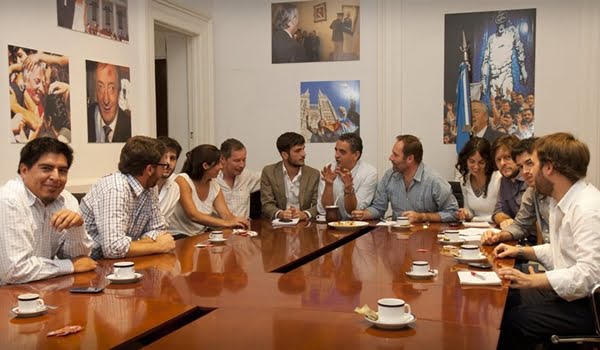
[317, 133, 377, 220]
[216, 138, 260, 218]
[351, 135, 458, 223]
[481, 137, 550, 246]
[494, 132, 600, 348]
[491, 134, 526, 229]
[156, 136, 182, 226]
[81, 136, 175, 259]
[261, 132, 319, 221]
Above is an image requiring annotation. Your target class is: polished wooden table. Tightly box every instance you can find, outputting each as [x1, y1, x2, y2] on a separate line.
[0, 219, 512, 349]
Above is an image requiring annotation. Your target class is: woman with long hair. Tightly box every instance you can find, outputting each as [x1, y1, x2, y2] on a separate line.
[169, 144, 249, 235]
[455, 137, 501, 223]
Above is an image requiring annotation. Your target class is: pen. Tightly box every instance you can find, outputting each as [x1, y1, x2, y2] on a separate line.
[471, 271, 485, 280]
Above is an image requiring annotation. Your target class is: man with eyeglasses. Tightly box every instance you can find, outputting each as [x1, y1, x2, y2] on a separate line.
[81, 136, 175, 259]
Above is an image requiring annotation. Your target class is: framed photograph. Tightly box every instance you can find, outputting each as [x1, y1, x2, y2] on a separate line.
[314, 3, 326, 23]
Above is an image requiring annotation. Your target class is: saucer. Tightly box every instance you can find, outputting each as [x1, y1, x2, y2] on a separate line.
[405, 269, 438, 279]
[392, 224, 412, 229]
[106, 272, 143, 284]
[11, 306, 48, 318]
[208, 238, 227, 243]
[455, 253, 487, 264]
[364, 313, 416, 329]
[438, 238, 465, 245]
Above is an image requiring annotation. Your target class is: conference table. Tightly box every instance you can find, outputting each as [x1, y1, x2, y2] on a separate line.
[0, 219, 513, 349]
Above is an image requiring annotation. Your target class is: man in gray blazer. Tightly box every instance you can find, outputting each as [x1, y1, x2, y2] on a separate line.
[261, 132, 319, 220]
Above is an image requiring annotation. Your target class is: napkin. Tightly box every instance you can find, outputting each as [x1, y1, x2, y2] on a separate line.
[354, 304, 378, 321]
[272, 218, 300, 227]
[457, 271, 502, 286]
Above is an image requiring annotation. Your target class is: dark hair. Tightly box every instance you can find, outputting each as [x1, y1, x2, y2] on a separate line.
[455, 137, 493, 197]
[157, 136, 182, 159]
[220, 138, 246, 159]
[534, 133, 589, 183]
[18, 137, 73, 173]
[276, 132, 305, 154]
[511, 137, 538, 160]
[491, 134, 519, 167]
[395, 134, 423, 164]
[181, 144, 220, 180]
[118, 136, 165, 176]
[523, 108, 534, 115]
[273, 3, 297, 31]
[339, 133, 363, 158]
[44, 94, 71, 131]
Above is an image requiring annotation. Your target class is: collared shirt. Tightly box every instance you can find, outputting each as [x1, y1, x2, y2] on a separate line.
[156, 173, 180, 226]
[533, 180, 600, 301]
[366, 163, 458, 222]
[493, 176, 527, 221]
[505, 187, 550, 245]
[283, 163, 302, 209]
[458, 170, 502, 223]
[216, 169, 260, 218]
[0, 177, 93, 284]
[81, 172, 165, 259]
[94, 106, 118, 142]
[317, 160, 378, 219]
[475, 125, 488, 139]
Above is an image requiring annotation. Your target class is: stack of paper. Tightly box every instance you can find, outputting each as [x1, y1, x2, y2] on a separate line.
[272, 218, 300, 227]
[457, 271, 502, 286]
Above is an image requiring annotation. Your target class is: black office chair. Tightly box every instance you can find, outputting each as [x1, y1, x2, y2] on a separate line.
[448, 181, 464, 208]
[72, 193, 86, 203]
[550, 283, 600, 345]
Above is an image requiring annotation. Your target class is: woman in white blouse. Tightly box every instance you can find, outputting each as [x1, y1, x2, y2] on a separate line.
[169, 144, 249, 235]
[455, 137, 501, 223]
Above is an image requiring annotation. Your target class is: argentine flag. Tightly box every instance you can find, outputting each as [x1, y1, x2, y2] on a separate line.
[455, 61, 472, 154]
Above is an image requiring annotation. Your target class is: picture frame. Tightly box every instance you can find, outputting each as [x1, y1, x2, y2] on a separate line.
[314, 2, 326, 23]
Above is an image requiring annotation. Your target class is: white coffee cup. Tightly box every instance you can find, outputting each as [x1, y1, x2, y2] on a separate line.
[396, 216, 410, 226]
[377, 298, 411, 323]
[315, 215, 326, 223]
[114, 261, 135, 279]
[444, 230, 460, 241]
[18, 293, 45, 313]
[460, 244, 480, 259]
[209, 231, 224, 241]
[411, 261, 430, 275]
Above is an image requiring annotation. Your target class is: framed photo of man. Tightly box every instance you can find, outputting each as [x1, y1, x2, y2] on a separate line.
[314, 3, 326, 23]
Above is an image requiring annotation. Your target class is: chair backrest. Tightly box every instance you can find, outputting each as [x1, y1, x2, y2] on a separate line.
[249, 190, 262, 219]
[591, 283, 600, 335]
[448, 181, 464, 208]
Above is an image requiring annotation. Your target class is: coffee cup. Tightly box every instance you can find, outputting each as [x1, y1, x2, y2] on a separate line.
[444, 230, 460, 241]
[18, 293, 45, 313]
[411, 261, 430, 275]
[396, 216, 410, 226]
[316, 214, 326, 223]
[460, 244, 480, 259]
[377, 298, 411, 323]
[114, 261, 135, 279]
[325, 206, 340, 222]
[209, 231, 224, 241]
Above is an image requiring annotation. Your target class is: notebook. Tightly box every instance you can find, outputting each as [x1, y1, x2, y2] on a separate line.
[458, 271, 502, 286]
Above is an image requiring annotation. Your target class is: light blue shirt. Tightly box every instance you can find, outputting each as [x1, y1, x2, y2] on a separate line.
[317, 159, 378, 219]
[366, 163, 458, 222]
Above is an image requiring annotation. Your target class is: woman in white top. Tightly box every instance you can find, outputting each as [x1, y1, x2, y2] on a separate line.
[169, 144, 249, 235]
[455, 137, 501, 223]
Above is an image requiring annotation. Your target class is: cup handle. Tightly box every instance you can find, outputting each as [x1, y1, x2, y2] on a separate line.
[209, 233, 214, 240]
[37, 299, 45, 309]
[405, 303, 412, 316]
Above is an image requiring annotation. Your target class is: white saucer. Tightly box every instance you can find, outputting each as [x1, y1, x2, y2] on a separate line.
[365, 313, 416, 329]
[455, 253, 487, 264]
[438, 238, 465, 244]
[208, 238, 227, 243]
[392, 224, 413, 229]
[106, 272, 143, 284]
[11, 306, 48, 318]
[405, 269, 438, 279]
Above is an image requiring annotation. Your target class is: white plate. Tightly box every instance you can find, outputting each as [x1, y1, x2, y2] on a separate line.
[107, 272, 143, 284]
[405, 269, 438, 279]
[328, 221, 369, 230]
[455, 253, 487, 264]
[437, 238, 465, 245]
[11, 306, 48, 318]
[364, 313, 416, 329]
[208, 238, 227, 243]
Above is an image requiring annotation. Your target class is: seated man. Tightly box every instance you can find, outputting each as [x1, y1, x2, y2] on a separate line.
[156, 136, 182, 225]
[81, 136, 176, 259]
[352, 135, 458, 223]
[495, 133, 599, 348]
[0, 138, 96, 284]
[481, 138, 550, 246]
[216, 138, 260, 218]
[491, 134, 527, 229]
[261, 132, 319, 221]
[318, 133, 377, 219]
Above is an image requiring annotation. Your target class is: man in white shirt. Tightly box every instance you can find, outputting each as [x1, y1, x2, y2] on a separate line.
[216, 138, 260, 218]
[0, 138, 97, 284]
[318, 133, 377, 220]
[494, 132, 599, 348]
[156, 136, 182, 225]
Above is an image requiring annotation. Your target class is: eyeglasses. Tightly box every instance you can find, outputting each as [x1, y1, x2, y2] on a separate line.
[155, 163, 170, 169]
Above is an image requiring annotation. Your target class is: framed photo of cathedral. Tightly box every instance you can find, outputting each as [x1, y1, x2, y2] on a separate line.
[300, 80, 360, 143]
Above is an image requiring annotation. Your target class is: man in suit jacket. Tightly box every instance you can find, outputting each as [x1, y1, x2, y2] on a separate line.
[271, 3, 307, 63]
[471, 100, 504, 145]
[261, 132, 319, 220]
[87, 62, 132, 143]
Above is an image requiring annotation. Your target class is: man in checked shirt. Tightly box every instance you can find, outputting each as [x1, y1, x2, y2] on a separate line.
[0, 137, 97, 284]
[81, 136, 176, 259]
